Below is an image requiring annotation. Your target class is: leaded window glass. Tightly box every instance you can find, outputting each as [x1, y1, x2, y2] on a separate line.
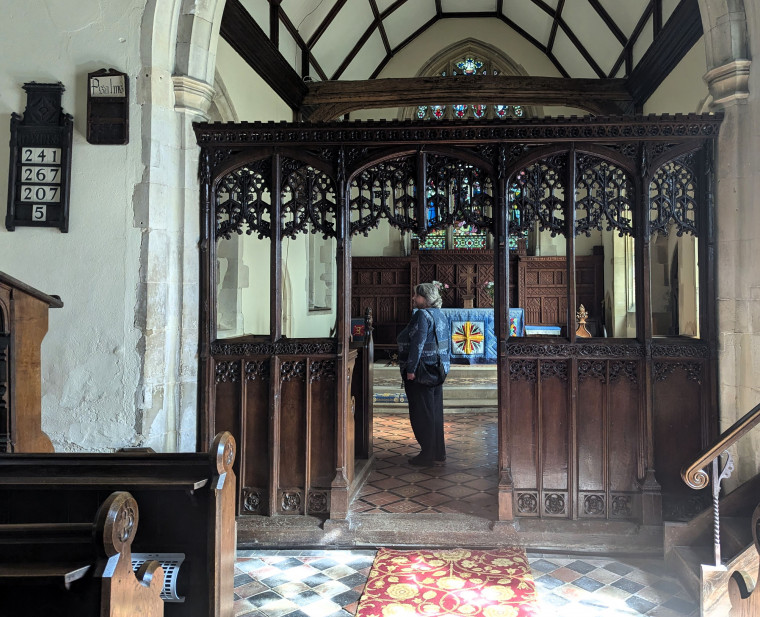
[415, 55, 525, 121]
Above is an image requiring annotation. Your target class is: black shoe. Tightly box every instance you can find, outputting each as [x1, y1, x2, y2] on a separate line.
[433, 458, 446, 467]
[408, 455, 434, 467]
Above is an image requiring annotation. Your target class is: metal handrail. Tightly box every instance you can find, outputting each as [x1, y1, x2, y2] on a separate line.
[681, 401, 760, 490]
[681, 400, 760, 566]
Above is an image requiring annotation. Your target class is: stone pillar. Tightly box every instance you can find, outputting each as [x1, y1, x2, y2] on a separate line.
[706, 58, 760, 487]
[134, 71, 213, 453]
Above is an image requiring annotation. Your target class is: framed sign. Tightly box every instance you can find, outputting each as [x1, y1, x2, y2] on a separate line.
[6, 82, 73, 232]
[87, 68, 128, 145]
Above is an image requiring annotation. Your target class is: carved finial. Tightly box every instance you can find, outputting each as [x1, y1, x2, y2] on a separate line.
[576, 304, 592, 338]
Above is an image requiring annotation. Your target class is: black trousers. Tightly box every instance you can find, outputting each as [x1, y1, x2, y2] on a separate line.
[403, 379, 445, 461]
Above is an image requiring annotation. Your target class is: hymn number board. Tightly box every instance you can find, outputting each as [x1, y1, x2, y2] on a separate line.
[6, 82, 73, 232]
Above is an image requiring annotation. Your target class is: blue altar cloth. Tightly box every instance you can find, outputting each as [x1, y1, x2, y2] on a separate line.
[421, 308, 524, 364]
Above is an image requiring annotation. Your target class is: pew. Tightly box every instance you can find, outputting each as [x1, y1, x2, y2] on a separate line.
[0, 432, 236, 617]
[0, 271, 63, 452]
[0, 491, 164, 617]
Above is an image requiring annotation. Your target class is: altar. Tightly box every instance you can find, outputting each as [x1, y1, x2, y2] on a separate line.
[433, 308, 524, 364]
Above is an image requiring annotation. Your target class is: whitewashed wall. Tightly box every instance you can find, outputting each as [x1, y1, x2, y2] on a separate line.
[0, 0, 147, 451]
[643, 38, 710, 114]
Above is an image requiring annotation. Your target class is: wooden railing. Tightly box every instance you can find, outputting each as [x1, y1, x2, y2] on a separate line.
[681, 401, 760, 566]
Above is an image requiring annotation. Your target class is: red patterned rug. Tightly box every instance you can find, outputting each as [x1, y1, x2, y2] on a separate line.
[356, 548, 539, 617]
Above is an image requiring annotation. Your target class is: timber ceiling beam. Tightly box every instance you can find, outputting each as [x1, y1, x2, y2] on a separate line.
[627, 0, 702, 110]
[301, 75, 632, 121]
[220, 0, 307, 110]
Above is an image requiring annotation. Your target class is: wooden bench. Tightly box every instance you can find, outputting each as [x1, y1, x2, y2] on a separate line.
[0, 432, 236, 617]
[0, 491, 164, 617]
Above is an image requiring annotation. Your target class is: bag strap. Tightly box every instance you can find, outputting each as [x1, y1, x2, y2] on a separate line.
[424, 309, 441, 359]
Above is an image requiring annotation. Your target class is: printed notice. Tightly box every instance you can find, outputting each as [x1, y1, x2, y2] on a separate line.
[89, 74, 126, 97]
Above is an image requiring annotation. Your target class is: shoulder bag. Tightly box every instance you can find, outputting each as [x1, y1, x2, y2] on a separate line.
[414, 310, 447, 386]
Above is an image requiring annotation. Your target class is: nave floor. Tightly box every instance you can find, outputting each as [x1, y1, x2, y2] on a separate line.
[233, 549, 698, 617]
[232, 411, 697, 616]
[351, 411, 498, 517]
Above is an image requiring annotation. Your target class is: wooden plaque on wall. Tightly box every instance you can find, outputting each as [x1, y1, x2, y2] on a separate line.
[87, 68, 129, 145]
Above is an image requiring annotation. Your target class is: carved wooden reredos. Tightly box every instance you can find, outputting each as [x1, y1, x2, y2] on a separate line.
[194, 115, 721, 521]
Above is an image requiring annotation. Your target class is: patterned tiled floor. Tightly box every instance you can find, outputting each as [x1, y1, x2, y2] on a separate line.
[234, 550, 698, 616]
[351, 411, 498, 517]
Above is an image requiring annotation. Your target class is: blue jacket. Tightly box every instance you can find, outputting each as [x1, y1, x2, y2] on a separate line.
[397, 308, 451, 376]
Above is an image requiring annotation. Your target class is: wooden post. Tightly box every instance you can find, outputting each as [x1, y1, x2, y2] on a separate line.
[330, 147, 350, 518]
[496, 145, 514, 521]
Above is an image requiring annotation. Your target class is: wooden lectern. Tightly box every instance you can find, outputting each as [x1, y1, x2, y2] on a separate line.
[0, 272, 63, 452]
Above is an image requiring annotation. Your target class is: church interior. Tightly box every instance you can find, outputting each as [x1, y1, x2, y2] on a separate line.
[2, 0, 760, 615]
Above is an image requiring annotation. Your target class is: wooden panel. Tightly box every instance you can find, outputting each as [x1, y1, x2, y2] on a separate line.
[0, 275, 61, 453]
[309, 377, 337, 488]
[243, 359, 270, 503]
[278, 361, 307, 511]
[353, 251, 603, 344]
[540, 362, 570, 494]
[653, 360, 708, 520]
[508, 363, 537, 491]
[577, 368, 605, 492]
[608, 363, 640, 493]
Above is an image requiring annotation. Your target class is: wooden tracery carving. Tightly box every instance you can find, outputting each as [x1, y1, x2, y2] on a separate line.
[508, 154, 567, 236]
[575, 155, 634, 237]
[280, 159, 337, 239]
[215, 160, 271, 239]
[649, 153, 699, 237]
[349, 156, 416, 236]
[425, 155, 494, 234]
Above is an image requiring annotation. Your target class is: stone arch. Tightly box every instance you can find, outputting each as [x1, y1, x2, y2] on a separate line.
[697, 0, 750, 105]
[135, 0, 227, 452]
[697, 0, 749, 70]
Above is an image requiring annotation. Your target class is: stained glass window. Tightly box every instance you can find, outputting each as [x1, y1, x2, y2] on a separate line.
[453, 223, 486, 249]
[414, 55, 525, 121]
[417, 229, 446, 249]
[507, 173, 529, 250]
[455, 57, 484, 75]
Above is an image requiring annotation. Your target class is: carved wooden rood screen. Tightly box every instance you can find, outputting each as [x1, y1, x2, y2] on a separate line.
[194, 114, 721, 523]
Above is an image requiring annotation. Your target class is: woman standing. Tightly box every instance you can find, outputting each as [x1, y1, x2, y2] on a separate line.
[397, 282, 451, 466]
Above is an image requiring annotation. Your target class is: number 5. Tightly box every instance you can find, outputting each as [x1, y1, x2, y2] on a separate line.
[32, 205, 46, 221]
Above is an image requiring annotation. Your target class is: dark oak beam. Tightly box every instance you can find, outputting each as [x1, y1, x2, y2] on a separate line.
[587, 0, 628, 47]
[369, 15, 439, 79]
[269, 0, 280, 46]
[653, 0, 663, 35]
[609, 1, 654, 77]
[547, 0, 564, 51]
[302, 75, 632, 121]
[332, 21, 379, 80]
[220, 0, 307, 110]
[627, 0, 702, 109]
[369, 0, 391, 56]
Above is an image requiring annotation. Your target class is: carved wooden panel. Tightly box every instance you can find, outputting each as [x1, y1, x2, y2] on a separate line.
[517, 254, 603, 330]
[353, 251, 604, 346]
[510, 354, 642, 520]
[652, 358, 709, 520]
[210, 345, 342, 516]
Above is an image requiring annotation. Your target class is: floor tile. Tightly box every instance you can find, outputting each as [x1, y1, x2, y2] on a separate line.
[572, 576, 605, 592]
[626, 595, 658, 613]
[612, 577, 645, 594]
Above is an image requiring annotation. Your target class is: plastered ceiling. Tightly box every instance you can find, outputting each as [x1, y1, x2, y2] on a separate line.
[241, 0, 688, 81]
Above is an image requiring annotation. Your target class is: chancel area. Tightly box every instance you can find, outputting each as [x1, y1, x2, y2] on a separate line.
[2, 0, 760, 615]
